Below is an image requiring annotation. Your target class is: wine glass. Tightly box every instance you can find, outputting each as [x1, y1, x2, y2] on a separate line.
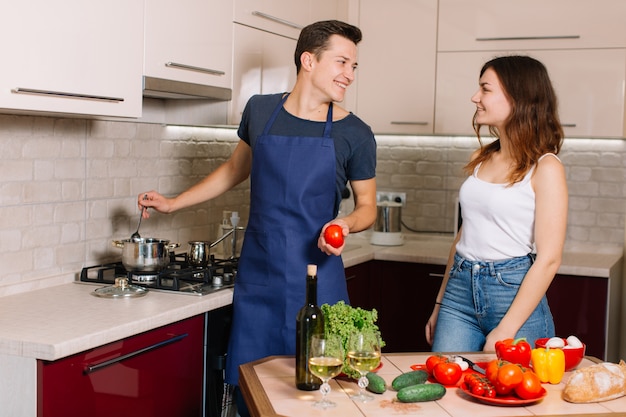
[308, 334, 345, 409]
[346, 331, 381, 402]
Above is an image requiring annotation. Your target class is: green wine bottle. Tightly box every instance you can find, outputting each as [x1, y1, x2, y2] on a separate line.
[295, 264, 324, 390]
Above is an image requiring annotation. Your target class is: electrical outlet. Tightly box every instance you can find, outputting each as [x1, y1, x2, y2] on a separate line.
[376, 191, 406, 206]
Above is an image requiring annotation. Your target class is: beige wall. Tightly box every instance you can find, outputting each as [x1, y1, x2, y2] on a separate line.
[0, 113, 624, 295]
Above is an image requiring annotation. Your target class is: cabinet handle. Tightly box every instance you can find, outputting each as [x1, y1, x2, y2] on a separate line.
[12, 87, 124, 102]
[251, 10, 303, 30]
[165, 62, 225, 76]
[475, 35, 580, 42]
[429, 273, 445, 278]
[391, 121, 429, 126]
[562, 123, 577, 128]
[345, 274, 357, 281]
[83, 333, 188, 374]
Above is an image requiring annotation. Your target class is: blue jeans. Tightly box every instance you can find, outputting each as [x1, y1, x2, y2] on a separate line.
[431, 253, 555, 352]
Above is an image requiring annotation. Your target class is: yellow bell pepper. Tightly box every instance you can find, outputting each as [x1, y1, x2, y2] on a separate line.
[531, 347, 565, 384]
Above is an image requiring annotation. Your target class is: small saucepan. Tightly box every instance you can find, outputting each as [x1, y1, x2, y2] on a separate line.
[112, 238, 180, 272]
[188, 241, 211, 267]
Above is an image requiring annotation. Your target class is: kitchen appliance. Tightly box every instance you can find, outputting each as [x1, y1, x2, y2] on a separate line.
[370, 201, 404, 246]
[79, 252, 238, 297]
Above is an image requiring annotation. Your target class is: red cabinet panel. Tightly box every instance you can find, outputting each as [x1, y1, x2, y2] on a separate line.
[547, 274, 608, 359]
[38, 315, 204, 417]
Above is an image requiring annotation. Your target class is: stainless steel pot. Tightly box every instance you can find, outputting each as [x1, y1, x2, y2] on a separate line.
[188, 241, 210, 266]
[112, 238, 180, 272]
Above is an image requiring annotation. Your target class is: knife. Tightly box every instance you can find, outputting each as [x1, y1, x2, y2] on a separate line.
[456, 355, 485, 375]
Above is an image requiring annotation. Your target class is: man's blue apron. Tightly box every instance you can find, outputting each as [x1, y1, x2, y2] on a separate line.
[225, 94, 349, 385]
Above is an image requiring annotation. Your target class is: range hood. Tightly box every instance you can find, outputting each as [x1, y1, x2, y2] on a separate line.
[143, 76, 232, 101]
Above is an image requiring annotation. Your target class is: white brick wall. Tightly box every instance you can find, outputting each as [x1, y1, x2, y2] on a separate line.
[0, 114, 624, 295]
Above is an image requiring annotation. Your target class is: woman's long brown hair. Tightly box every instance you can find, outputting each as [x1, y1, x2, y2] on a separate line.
[465, 56, 564, 185]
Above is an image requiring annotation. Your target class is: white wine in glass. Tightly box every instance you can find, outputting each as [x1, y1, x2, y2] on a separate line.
[347, 331, 381, 402]
[308, 334, 344, 409]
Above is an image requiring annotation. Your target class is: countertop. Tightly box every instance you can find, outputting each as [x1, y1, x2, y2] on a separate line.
[0, 283, 233, 361]
[342, 231, 623, 278]
[0, 232, 621, 362]
[239, 353, 626, 417]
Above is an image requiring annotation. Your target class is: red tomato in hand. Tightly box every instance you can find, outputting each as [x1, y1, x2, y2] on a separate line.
[432, 361, 462, 385]
[324, 224, 344, 248]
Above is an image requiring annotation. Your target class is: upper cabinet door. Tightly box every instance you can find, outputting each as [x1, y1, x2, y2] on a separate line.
[355, 0, 437, 134]
[439, 0, 626, 51]
[234, 0, 309, 38]
[144, 0, 233, 90]
[435, 50, 626, 138]
[0, 0, 143, 118]
[229, 24, 297, 125]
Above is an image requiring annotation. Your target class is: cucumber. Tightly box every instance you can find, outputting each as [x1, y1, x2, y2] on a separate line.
[365, 372, 386, 394]
[391, 370, 429, 391]
[396, 383, 446, 403]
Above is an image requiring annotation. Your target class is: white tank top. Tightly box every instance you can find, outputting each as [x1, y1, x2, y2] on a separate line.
[455, 154, 559, 261]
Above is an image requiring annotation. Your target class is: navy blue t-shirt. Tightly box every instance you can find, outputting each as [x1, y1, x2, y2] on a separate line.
[238, 93, 377, 215]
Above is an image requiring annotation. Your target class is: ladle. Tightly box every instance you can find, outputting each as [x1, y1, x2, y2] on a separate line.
[131, 194, 147, 241]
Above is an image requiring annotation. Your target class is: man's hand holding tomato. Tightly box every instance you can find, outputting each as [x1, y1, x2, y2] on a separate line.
[318, 220, 348, 255]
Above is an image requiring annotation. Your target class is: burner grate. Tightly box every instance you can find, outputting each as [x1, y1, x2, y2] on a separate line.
[79, 254, 237, 295]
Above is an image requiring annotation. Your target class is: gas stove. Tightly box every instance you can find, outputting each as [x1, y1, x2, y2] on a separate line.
[79, 253, 237, 296]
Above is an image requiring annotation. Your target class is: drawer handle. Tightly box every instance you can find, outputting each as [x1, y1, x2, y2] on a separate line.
[165, 62, 225, 76]
[476, 35, 580, 42]
[12, 87, 124, 102]
[562, 123, 577, 128]
[251, 10, 303, 30]
[83, 333, 188, 374]
[345, 274, 357, 281]
[429, 273, 445, 278]
[391, 121, 429, 126]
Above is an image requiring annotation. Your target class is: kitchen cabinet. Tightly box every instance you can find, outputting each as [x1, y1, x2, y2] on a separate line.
[234, 0, 309, 39]
[345, 261, 374, 311]
[438, 0, 626, 51]
[547, 274, 610, 360]
[354, 0, 437, 134]
[38, 315, 204, 417]
[435, 0, 626, 138]
[229, 23, 298, 125]
[0, 0, 143, 118]
[435, 49, 626, 138]
[370, 261, 445, 353]
[143, 0, 233, 99]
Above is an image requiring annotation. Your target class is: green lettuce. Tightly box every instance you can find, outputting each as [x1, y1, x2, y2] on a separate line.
[321, 301, 385, 379]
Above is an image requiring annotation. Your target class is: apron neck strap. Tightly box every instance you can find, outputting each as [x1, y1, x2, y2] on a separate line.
[262, 93, 334, 138]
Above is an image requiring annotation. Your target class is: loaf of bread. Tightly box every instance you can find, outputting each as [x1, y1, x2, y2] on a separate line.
[562, 360, 626, 403]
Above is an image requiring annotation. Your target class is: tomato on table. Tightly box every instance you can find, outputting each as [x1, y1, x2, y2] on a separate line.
[425, 355, 446, 374]
[323, 224, 344, 248]
[432, 361, 463, 385]
[515, 369, 544, 400]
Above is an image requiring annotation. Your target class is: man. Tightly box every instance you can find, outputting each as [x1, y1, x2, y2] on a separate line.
[138, 20, 376, 416]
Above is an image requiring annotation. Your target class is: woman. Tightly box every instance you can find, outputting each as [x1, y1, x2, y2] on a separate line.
[425, 55, 568, 352]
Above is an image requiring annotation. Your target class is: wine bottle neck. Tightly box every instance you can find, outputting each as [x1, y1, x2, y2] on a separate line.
[305, 274, 317, 306]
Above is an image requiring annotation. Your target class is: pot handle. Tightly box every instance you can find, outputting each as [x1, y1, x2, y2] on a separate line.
[112, 240, 125, 249]
[167, 243, 181, 250]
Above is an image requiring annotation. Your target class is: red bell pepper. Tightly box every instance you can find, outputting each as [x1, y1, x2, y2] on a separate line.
[495, 337, 532, 367]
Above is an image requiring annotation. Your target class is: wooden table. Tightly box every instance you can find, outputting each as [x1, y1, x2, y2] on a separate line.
[239, 352, 626, 417]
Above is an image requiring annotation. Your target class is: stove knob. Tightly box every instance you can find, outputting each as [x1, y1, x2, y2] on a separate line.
[212, 275, 223, 287]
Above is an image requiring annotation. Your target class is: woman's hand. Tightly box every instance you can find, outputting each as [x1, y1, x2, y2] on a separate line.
[425, 307, 440, 346]
[318, 219, 349, 256]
